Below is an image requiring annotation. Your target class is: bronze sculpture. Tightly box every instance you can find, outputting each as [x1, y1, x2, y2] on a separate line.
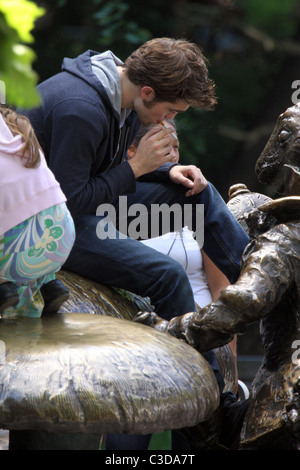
[0, 262, 235, 450]
[0, 312, 221, 449]
[135, 102, 300, 449]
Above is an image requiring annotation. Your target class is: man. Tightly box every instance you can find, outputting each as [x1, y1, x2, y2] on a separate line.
[23, 37, 249, 321]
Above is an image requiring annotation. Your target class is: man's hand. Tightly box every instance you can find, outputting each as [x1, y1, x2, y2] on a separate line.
[169, 165, 208, 196]
[128, 125, 174, 178]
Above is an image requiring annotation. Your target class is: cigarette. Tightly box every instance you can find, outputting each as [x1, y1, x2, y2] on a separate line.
[159, 121, 178, 142]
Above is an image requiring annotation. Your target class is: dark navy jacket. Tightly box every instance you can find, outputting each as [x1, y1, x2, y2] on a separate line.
[22, 50, 141, 219]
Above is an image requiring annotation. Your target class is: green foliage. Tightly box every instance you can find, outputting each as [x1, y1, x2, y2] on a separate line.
[0, 0, 45, 107]
[241, 0, 298, 38]
[93, 0, 150, 48]
[148, 431, 171, 450]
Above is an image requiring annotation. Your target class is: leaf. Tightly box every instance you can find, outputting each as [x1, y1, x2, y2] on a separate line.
[0, 0, 45, 107]
[0, 0, 45, 43]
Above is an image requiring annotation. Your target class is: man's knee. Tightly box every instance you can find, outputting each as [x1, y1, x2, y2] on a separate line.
[158, 256, 190, 287]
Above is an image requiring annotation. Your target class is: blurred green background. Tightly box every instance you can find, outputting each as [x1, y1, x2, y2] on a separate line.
[2, 0, 300, 197]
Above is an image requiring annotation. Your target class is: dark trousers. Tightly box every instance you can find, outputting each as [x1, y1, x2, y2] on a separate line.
[64, 180, 249, 319]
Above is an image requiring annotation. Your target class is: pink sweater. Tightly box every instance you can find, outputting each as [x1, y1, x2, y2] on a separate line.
[0, 115, 66, 234]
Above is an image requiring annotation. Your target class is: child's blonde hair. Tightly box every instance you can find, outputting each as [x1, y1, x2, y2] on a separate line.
[0, 106, 40, 168]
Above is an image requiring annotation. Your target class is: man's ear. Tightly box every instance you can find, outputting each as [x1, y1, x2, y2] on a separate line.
[127, 143, 136, 159]
[140, 86, 155, 102]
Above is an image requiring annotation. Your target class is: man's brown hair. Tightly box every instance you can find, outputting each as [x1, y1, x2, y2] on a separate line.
[124, 37, 217, 110]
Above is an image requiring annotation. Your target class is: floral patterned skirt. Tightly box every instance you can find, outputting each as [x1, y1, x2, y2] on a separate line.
[0, 202, 75, 318]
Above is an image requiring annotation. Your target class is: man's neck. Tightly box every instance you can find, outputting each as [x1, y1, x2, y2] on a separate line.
[117, 66, 140, 110]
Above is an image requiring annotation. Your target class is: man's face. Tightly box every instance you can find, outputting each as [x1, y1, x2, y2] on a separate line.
[133, 90, 189, 126]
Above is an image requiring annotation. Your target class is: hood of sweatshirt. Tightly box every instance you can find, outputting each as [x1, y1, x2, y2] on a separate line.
[61, 49, 126, 122]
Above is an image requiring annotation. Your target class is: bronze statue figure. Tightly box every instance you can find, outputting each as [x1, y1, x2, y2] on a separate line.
[135, 102, 300, 449]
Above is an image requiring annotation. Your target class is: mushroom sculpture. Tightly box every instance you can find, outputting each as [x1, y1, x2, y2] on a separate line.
[56, 269, 237, 395]
[0, 310, 224, 450]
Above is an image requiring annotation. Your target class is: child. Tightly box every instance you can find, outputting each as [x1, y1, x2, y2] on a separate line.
[0, 106, 75, 317]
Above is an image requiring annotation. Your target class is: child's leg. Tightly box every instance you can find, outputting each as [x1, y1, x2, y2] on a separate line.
[0, 203, 75, 318]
